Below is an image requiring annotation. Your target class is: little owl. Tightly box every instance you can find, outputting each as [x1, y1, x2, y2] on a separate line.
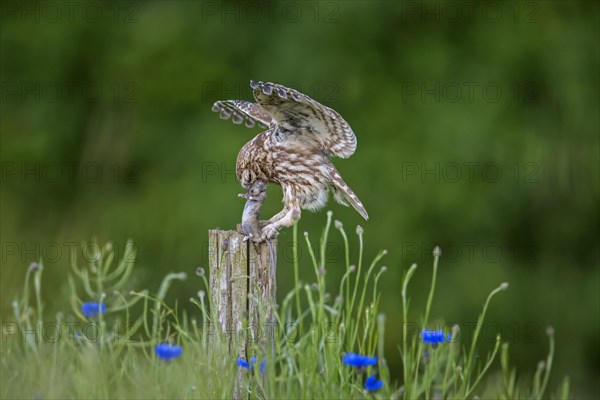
[212, 80, 368, 241]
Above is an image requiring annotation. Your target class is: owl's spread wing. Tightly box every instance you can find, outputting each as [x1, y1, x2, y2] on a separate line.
[251, 81, 357, 158]
[212, 100, 272, 129]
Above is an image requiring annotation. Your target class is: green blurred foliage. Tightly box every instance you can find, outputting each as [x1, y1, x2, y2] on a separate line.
[1, 0, 598, 396]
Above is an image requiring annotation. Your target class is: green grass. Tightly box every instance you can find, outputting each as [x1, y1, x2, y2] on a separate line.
[1, 213, 569, 399]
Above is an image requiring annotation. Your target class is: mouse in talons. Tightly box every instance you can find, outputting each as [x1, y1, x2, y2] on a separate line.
[239, 180, 269, 242]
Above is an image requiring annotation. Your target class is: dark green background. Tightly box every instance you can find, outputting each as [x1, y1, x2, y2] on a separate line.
[1, 1, 598, 396]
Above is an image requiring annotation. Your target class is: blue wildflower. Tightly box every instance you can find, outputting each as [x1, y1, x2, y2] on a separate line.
[237, 356, 266, 374]
[260, 359, 266, 374]
[155, 343, 183, 360]
[81, 302, 106, 318]
[343, 352, 378, 368]
[237, 356, 254, 369]
[364, 375, 384, 392]
[420, 329, 451, 344]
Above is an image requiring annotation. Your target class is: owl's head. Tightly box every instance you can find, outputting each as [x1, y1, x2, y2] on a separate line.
[238, 168, 258, 189]
[236, 142, 261, 189]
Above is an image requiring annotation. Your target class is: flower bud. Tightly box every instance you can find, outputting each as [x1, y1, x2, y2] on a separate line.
[291, 208, 301, 222]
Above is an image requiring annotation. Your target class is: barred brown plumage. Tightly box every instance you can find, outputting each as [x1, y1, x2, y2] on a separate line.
[212, 80, 368, 242]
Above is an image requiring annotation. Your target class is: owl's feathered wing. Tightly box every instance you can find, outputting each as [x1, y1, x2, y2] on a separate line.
[250, 81, 357, 159]
[211, 100, 272, 129]
[211, 81, 357, 158]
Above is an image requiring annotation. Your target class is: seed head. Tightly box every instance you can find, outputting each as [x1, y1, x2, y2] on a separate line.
[537, 360, 545, 370]
[291, 208, 301, 222]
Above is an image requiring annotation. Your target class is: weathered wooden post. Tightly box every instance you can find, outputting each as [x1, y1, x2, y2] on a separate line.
[207, 180, 277, 397]
[208, 231, 277, 352]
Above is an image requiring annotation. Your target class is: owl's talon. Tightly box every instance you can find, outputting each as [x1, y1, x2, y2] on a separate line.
[250, 80, 258, 89]
[261, 224, 280, 241]
[277, 88, 287, 98]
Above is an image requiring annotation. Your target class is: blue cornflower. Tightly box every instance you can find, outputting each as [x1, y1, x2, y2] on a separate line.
[420, 329, 451, 344]
[342, 352, 378, 368]
[81, 302, 106, 318]
[237, 356, 255, 369]
[364, 375, 384, 392]
[155, 343, 183, 360]
[237, 356, 266, 374]
[259, 359, 266, 374]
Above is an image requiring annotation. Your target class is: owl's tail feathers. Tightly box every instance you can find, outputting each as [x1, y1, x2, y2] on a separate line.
[330, 173, 369, 221]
